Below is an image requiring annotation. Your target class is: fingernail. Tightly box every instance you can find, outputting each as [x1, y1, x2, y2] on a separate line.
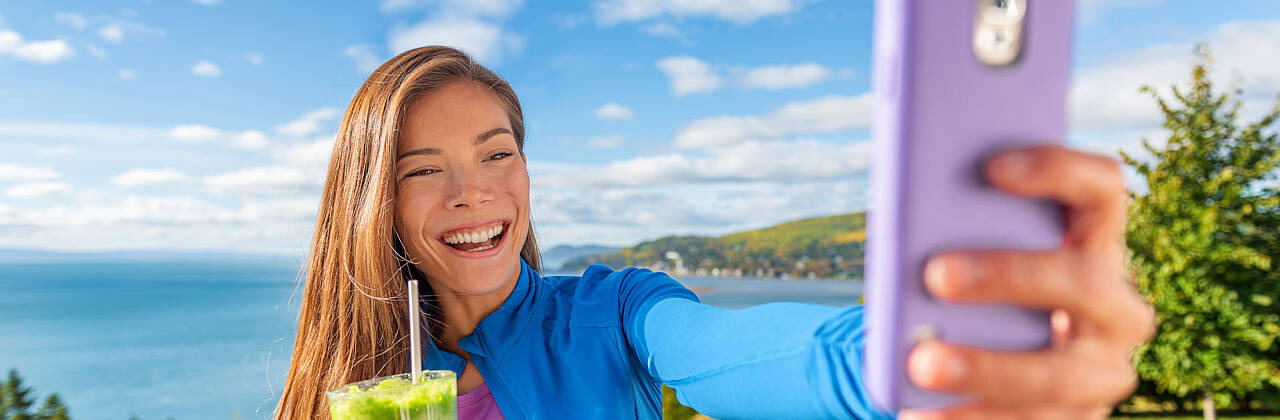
[925, 255, 974, 297]
[909, 341, 969, 388]
[990, 151, 1033, 177]
[897, 411, 937, 420]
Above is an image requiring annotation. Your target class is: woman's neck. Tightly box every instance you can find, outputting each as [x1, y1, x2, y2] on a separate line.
[431, 268, 520, 358]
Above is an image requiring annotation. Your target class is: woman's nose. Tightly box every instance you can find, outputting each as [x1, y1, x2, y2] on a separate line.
[444, 167, 496, 209]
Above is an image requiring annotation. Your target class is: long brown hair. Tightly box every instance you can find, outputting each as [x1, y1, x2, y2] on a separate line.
[275, 46, 543, 419]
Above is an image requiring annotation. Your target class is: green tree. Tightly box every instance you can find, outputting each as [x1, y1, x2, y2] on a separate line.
[662, 385, 701, 420]
[1122, 47, 1280, 420]
[2, 369, 36, 420]
[34, 395, 68, 420]
[1, 369, 71, 420]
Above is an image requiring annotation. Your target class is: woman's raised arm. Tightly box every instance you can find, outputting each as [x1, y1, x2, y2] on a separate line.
[629, 290, 894, 419]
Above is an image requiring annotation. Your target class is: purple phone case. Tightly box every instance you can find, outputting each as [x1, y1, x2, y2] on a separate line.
[864, 0, 1075, 412]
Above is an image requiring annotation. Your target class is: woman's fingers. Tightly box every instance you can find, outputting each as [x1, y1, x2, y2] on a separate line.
[905, 340, 1138, 408]
[924, 250, 1155, 343]
[984, 145, 1129, 260]
[900, 146, 1154, 416]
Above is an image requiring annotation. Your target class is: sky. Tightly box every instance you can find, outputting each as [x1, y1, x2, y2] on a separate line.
[1, 0, 1279, 255]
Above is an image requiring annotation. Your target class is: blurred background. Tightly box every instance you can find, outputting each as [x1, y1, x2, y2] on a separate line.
[1, 1, 1278, 419]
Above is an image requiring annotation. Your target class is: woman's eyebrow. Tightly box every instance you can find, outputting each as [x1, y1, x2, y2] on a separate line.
[475, 127, 513, 144]
[396, 127, 513, 161]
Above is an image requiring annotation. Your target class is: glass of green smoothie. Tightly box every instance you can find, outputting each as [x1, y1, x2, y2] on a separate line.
[326, 370, 457, 420]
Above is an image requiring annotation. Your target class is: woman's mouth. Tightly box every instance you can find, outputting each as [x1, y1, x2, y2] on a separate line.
[440, 221, 508, 253]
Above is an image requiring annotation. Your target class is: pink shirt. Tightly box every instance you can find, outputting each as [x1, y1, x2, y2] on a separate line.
[457, 382, 504, 420]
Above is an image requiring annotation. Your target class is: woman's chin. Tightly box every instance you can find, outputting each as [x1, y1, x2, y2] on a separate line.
[437, 257, 519, 295]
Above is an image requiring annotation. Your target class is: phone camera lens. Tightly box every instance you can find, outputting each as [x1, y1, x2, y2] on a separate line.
[984, 0, 1025, 23]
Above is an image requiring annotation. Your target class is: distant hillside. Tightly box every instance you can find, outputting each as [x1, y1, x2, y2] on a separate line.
[540, 244, 621, 272]
[561, 212, 866, 279]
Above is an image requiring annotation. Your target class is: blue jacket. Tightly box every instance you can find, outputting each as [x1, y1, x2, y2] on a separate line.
[420, 258, 895, 419]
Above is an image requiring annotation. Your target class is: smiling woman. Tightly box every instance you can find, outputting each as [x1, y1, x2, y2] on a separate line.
[275, 46, 545, 419]
[275, 46, 1154, 420]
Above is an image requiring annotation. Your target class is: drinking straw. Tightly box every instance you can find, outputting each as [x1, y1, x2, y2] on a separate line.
[408, 279, 422, 384]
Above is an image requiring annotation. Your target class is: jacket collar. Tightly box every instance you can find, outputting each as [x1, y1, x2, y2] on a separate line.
[420, 258, 541, 376]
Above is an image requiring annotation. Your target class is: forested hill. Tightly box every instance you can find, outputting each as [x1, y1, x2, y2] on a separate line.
[560, 212, 867, 279]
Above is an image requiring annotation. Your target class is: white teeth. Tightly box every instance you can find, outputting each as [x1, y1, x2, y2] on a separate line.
[443, 223, 505, 245]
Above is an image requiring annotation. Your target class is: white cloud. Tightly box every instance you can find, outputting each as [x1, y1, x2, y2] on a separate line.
[641, 22, 688, 43]
[232, 130, 270, 150]
[383, 0, 525, 65]
[201, 166, 312, 194]
[167, 125, 272, 149]
[673, 94, 873, 149]
[594, 0, 804, 25]
[594, 103, 635, 120]
[1071, 20, 1280, 131]
[99, 24, 124, 43]
[86, 44, 107, 59]
[53, 12, 89, 30]
[0, 31, 17, 52]
[0, 164, 60, 181]
[380, 0, 524, 17]
[528, 145, 873, 249]
[109, 168, 191, 187]
[344, 44, 383, 73]
[381, 0, 417, 12]
[0, 30, 74, 63]
[275, 136, 336, 169]
[531, 179, 867, 249]
[246, 53, 264, 66]
[534, 139, 870, 188]
[191, 60, 221, 77]
[586, 135, 625, 149]
[0, 118, 290, 150]
[194, 0, 221, 5]
[275, 108, 340, 138]
[550, 14, 589, 29]
[6, 195, 267, 227]
[1079, 0, 1164, 23]
[13, 40, 74, 63]
[656, 56, 722, 96]
[0, 194, 320, 253]
[0, 120, 167, 143]
[5, 182, 72, 199]
[118, 69, 137, 80]
[52, 11, 165, 42]
[169, 124, 222, 142]
[738, 63, 831, 90]
[39, 146, 76, 157]
[388, 18, 521, 65]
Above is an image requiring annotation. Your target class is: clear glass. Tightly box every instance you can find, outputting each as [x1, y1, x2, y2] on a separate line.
[326, 371, 457, 420]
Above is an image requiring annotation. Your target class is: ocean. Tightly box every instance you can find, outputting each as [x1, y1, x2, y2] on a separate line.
[0, 261, 862, 420]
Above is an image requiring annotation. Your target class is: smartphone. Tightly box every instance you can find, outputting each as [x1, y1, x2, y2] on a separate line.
[864, 0, 1075, 412]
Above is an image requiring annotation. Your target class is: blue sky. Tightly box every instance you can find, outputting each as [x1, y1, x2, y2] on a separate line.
[1, 0, 1279, 254]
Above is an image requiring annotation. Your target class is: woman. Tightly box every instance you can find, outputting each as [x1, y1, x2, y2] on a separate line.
[276, 46, 1154, 419]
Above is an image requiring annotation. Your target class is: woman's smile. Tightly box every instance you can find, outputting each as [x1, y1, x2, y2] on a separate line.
[438, 219, 510, 257]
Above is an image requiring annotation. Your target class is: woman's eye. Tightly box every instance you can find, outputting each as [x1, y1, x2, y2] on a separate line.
[406, 168, 438, 177]
[486, 152, 512, 162]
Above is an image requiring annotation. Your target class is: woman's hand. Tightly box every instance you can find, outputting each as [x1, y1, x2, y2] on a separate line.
[899, 146, 1157, 420]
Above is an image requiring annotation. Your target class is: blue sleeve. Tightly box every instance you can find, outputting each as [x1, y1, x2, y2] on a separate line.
[638, 297, 897, 420]
[600, 265, 702, 375]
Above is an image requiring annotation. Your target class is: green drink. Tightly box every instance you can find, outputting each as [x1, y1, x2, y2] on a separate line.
[327, 371, 457, 420]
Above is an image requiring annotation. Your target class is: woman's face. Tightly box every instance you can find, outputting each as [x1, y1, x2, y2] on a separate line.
[395, 80, 530, 296]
